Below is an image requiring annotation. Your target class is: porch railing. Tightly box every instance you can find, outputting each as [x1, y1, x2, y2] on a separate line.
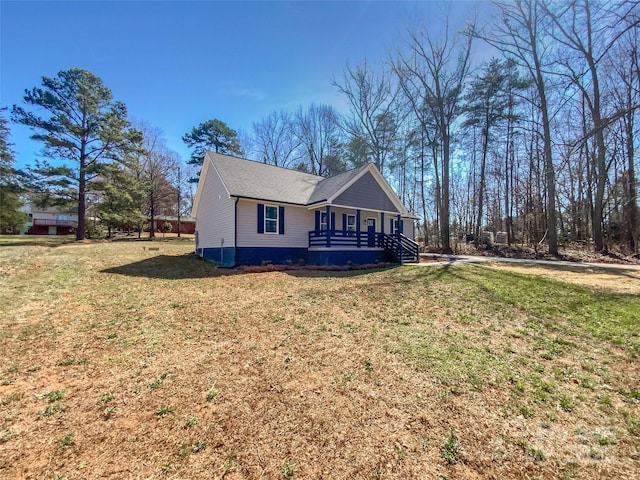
[33, 219, 75, 226]
[308, 230, 371, 248]
[308, 230, 419, 263]
[379, 233, 420, 263]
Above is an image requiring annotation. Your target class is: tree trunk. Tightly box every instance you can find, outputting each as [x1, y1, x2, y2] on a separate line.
[76, 145, 87, 241]
[474, 123, 489, 248]
[625, 109, 638, 252]
[420, 135, 428, 246]
[441, 129, 452, 254]
[533, 46, 557, 255]
[149, 194, 156, 239]
[590, 53, 607, 252]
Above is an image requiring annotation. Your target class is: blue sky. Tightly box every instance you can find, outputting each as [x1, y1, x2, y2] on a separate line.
[1, 1, 491, 169]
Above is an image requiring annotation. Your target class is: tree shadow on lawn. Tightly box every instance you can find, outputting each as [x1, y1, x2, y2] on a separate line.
[101, 253, 238, 280]
[102, 253, 400, 280]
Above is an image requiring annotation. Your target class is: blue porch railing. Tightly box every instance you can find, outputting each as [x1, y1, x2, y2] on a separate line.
[308, 230, 419, 263]
[379, 232, 420, 263]
[308, 230, 371, 248]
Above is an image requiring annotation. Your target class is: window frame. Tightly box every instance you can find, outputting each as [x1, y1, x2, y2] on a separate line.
[346, 214, 356, 232]
[264, 205, 279, 234]
[320, 212, 328, 231]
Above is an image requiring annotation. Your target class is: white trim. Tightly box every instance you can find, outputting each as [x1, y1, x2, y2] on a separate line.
[307, 202, 408, 217]
[391, 218, 400, 235]
[264, 204, 279, 234]
[320, 211, 328, 231]
[346, 214, 356, 232]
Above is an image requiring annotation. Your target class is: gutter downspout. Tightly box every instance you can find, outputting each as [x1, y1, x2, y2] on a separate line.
[234, 197, 239, 267]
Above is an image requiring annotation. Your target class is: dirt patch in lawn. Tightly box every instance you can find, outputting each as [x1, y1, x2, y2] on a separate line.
[486, 262, 640, 295]
[450, 242, 640, 265]
[1, 240, 638, 479]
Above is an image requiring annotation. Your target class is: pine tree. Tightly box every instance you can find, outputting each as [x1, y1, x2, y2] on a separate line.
[12, 68, 141, 240]
[0, 107, 27, 233]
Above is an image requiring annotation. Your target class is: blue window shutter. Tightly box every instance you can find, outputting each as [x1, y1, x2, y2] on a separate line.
[330, 212, 336, 232]
[257, 204, 264, 233]
[399, 219, 404, 234]
[390, 218, 393, 233]
[279, 206, 285, 234]
[342, 214, 347, 233]
[315, 210, 320, 233]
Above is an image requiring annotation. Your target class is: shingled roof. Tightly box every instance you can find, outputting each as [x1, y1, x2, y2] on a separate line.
[207, 152, 371, 205]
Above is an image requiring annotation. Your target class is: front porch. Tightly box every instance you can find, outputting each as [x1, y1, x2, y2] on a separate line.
[308, 230, 419, 264]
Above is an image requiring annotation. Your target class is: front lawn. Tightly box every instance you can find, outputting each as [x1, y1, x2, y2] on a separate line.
[0, 239, 638, 479]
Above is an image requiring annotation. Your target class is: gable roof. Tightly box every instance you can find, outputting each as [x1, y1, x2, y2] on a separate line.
[208, 152, 323, 204]
[192, 152, 411, 216]
[307, 164, 369, 204]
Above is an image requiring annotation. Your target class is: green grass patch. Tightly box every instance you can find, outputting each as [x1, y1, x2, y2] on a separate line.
[431, 266, 640, 355]
[388, 330, 511, 391]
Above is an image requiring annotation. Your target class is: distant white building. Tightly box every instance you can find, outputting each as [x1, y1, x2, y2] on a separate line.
[20, 203, 78, 235]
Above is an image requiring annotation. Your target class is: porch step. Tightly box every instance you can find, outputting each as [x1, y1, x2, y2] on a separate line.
[380, 233, 419, 264]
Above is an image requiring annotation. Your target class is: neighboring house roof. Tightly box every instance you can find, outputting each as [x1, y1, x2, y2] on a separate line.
[21, 203, 78, 216]
[192, 152, 413, 216]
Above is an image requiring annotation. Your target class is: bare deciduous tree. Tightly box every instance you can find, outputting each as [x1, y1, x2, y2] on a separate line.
[293, 103, 343, 176]
[334, 61, 401, 175]
[393, 18, 473, 253]
[251, 109, 301, 168]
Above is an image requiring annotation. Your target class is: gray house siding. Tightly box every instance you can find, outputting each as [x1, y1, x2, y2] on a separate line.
[402, 218, 415, 240]
[333, 171, 399, 213]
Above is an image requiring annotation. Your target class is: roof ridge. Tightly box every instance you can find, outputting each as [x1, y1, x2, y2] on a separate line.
[207, 151, 371, 181]
[207, 151, 323, 180]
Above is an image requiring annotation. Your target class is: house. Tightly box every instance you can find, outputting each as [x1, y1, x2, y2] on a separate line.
[191, 152, 419, 267]
[153, 215, 196, 234]
[22, 204, 78, 235]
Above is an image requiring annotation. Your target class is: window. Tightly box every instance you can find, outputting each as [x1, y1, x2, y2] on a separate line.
[346, 214, 356, 232]
[265, 205, 278, 233]
[391, 219, 403, 234]
[258, 204, 284, 234]
[320, 212, 328, 231]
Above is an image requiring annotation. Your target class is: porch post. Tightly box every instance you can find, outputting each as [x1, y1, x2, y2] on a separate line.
[381, 212, 385, 234]
[326, 205, 331, 247]
[397, 213, 402, 263]
[356, 209, 361, 248]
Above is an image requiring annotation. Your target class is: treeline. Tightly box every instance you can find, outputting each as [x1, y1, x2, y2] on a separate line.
[2, 0, 638, 253]
[240, 0, 640, 254]
[1, 70, 194, 240]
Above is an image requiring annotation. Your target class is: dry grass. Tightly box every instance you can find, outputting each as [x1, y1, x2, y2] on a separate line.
[0, 237, 638, 479]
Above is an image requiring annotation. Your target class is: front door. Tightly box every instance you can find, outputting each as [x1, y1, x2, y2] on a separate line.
[366, 218, 376, 247]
